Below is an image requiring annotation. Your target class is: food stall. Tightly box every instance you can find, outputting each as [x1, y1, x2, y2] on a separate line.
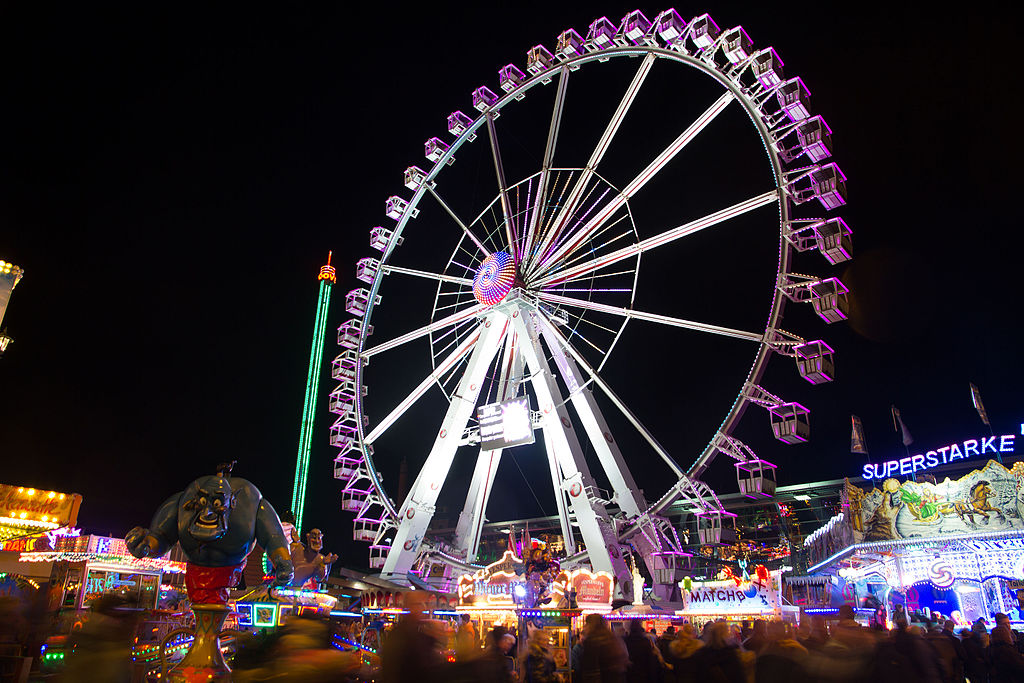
[675, 566, 795, 628]
[456, 548, 614, 678]
[19, 534, 185, 612]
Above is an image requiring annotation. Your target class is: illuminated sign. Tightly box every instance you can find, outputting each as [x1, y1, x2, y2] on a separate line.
[860, 434, 1016, 480]
[458, 550, 524, 606]
[678, 572, 781, 616]
[478, 398, 535, 451]
[560, 569, 614, 606]
[253, 603, 278, 628]
[235, 603, 254, 626]
[0, 484, 82, 532]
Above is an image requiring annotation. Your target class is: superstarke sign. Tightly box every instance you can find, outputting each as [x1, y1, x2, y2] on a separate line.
[860, 433, 1016, 480]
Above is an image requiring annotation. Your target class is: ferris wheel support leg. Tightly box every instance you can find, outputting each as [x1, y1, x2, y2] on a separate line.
[542, 429, 576, 554]
[380, 314, 508, 579]
[453, 448, 503, 563]
[454, 332, 523, 562]
[537, 316, 673, 593]
[510, 308, 633, 597]
[537, 317, 646, 518]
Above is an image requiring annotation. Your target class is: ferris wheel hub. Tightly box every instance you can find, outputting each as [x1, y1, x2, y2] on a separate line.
[472, 251, 517, 305]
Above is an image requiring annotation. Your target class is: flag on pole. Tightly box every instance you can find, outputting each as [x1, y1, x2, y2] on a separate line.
[891, 405, 914, 446]
[970, 383, 990, 427]
[851, 415, 868, 454]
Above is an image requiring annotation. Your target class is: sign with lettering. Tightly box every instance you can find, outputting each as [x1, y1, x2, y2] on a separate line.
[679, 572, 780, 616]
[458, 550, 525, 606]
[478, 398, 535, 451]
[860, 434, 1016, 480]
[0, 484, 82, 529]
[565, 569, 610, 606]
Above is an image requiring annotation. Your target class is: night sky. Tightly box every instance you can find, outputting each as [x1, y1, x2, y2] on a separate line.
[0, 4, 1017, 571]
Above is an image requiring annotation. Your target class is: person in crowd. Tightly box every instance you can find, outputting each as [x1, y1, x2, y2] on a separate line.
[571, 628, 586, 681]
[802, 616, 829, 651]
[522, 629, 560, 683]
[58, 594, 139, 683]
[936, 619, 967, 683]
[743, 620, 768, 655]
[577, 613, 628, 683]
[925, 620, 961, 683]
[462, 626, 515, 683]
[755, 621, 808, 683]
[623, 620, 662, 683]
[455, 613, 478, 661]
[989, 624, 1024, 680]
[691, 621, 744, 682]
[665, 623, 704, 683]
[379, 591, 443, 683]
[657, 625, 676, 660]
[962, 619, 990, 683]
[994, 612, 1024, 655]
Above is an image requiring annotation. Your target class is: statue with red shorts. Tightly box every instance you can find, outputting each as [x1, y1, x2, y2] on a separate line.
[125, 462, 294, 604]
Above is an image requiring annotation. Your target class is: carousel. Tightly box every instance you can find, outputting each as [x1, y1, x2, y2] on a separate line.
[800, 459, 1024, 628]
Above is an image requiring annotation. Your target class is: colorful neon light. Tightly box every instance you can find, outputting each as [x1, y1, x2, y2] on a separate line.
[472, 251, 516, 305]
[291, 253, 335, 531]
[860, 434, 1016, 480]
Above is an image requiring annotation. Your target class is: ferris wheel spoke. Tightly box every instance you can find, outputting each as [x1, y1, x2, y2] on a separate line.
[485, 113, 517, 256]
[522, 66, 570, 262]
[537, 292, 763, 342]
[361, 303, 486, 358]
[381, 265, 474, 287]
[533, 91, 736, 277]
[364, 329, 481, 446]
[536, 190, 779, 288]
[538, 316, 685, 478]
[526, 54, 657, 278]
[425, 185, 491, 259]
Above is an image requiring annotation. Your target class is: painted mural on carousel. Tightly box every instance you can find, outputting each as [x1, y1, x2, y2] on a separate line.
[848, 460, 1024, 542]
[805, 460, 1024, 568]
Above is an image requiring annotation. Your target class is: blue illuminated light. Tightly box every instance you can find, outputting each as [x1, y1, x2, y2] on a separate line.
[860, 433, 1015, 480]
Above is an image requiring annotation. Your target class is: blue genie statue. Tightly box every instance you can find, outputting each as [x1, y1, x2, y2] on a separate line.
[125, 462, 293, 604]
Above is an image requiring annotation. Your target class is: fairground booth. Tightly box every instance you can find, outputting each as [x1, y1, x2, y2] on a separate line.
[456, 549, 614, 678]
[0, 482, 82, 576]
[801, 451, 1024, 628]
[675, 565, 796, 628]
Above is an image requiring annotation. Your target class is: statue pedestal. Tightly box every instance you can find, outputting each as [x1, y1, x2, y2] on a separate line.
[167, 604, 232, 682]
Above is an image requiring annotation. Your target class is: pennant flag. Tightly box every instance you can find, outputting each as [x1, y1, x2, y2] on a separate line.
[970, 383, 990, 427]
[850, 415, 868, 454]
[891, 405, 914, 446]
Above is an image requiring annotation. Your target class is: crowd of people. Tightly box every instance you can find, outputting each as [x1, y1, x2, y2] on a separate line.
[381, 603, 1024, 683]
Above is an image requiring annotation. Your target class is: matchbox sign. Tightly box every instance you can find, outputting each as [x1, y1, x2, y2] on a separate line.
[679, 573, 780, 616]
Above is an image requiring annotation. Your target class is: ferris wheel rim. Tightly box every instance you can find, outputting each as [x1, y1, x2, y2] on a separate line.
[351, 43, 795, 529]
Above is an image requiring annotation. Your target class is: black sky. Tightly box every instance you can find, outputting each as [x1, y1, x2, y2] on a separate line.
[0, 4, 1019, 570]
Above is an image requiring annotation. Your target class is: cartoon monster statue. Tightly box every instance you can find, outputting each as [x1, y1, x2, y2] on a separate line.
[125, 462, 294, 602]
[289, 528, 339, 588]
[125, 463, 293, 681]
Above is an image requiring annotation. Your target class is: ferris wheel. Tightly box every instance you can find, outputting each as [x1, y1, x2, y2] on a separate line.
[329, 9, 852, 598]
